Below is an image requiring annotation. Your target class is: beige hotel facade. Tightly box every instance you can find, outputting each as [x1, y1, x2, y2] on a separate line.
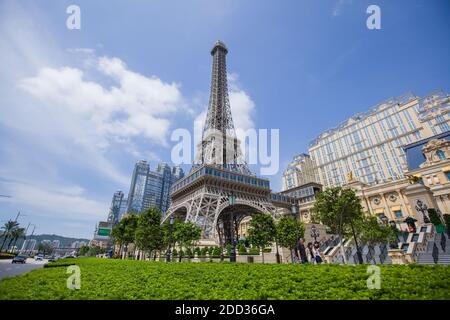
[308, 91, 449, 187]
[283, 91, 450, 228]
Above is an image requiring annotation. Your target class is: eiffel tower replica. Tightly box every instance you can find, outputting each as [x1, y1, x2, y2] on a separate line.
[164, 41, 295, 246]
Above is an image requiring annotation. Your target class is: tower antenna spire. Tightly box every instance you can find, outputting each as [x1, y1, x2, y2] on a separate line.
[195, 40, 251, 174]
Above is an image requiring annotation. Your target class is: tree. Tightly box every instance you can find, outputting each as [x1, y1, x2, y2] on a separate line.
[111, 214, 138, 258]
[0, 220, 19, 252]
[247, 213, 276, 263]
[78, 245, 90, 256]
[355, 216, 396, 246]
[111, 221, 126, 256]
[173, 221, 202, 262]
[8, 227, 25, 253]
[427, 208, 442, 226]
[134, 208, 164, 260]
[276, 216, 304, 263]
[37, 242, 53, 256]
[85, 246, 105, 257]
[312, 186, 364, 264]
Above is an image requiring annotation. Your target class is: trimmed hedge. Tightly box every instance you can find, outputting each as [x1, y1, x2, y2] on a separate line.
[0, 258, 449, 300]
[0, 252, 16, 260]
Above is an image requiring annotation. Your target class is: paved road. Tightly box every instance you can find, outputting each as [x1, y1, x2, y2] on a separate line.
[0, 258, 46, 280]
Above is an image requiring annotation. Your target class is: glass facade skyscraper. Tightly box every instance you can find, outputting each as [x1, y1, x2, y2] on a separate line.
[107, 190, 127, 224]
[127, 160, 149, 214]
[125, 160, 184, 215]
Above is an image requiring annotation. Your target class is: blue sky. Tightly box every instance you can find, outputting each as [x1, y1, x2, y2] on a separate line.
[0, 0, 449, 238]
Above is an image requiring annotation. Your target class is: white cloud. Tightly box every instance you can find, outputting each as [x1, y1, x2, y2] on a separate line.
[20, 56, 183, 146]
[0, 2, 188, 237]
[230, 90, 255, 131]
[227, 73, 255, 131]
[2, 180, 107, 222]
[332, 0, 353, 17]
[194, 72, 255, 133]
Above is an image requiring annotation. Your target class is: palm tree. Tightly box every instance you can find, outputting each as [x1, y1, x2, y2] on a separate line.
[0, 220, 19, 252]
[9, 227, 26, 253]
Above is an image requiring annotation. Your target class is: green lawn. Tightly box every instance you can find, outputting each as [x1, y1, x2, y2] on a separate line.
[0, 258, 449, 299]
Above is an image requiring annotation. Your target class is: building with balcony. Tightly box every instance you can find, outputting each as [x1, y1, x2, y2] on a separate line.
[308, 91, 449, 188]
[346, 132, 449, 231]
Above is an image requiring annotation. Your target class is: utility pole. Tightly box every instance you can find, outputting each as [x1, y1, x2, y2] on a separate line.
[20, 222, 32, 253]
[26, 225, 36, 255]
[14, 211, 21, 222]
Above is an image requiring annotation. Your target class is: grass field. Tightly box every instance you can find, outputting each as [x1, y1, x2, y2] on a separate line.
[0, 258, 449, 300]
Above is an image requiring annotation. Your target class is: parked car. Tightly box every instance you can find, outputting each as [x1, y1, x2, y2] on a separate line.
[12, 255, 27, 264]
[34, 255, 44, 261]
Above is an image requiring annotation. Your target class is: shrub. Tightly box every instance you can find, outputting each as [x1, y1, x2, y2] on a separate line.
[0, 253, 15, 260]
[237, 243, 247, 255]
[1, 258, 449, 300]
[199, 247, 208, 257]
[211, 247, 222, 257]
[226, 244, 232, 255]
[428, 209, 441, 226]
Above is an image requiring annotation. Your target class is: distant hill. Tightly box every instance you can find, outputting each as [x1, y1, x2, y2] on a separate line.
[14, 234, 90, 249]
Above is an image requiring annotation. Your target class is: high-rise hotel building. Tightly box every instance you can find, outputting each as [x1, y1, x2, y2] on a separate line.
[282, 153, 319, 191]
[307, 91, 450, 188]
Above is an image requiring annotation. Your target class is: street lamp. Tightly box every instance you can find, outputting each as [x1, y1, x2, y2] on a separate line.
[166, 216, 175, 262]
[310, 224, 320, 243]
[12, 211, 26, 223]
[349, 219, 363, 264]
[229, 193, 237, 263]
[288, 204, 300, 263]
[415, 200, 430, 224]
[218, 220, 224, 261]
[291, 204, 298, 217]
[25, 224, 36, 256]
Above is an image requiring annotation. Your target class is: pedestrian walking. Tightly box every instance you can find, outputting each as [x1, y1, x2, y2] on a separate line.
[307, 242, 315, 264]
[313, 241, 323, 264]
[297, 238, 308, 264]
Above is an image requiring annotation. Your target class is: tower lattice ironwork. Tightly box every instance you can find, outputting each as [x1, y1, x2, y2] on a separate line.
[164, 41, 295, 244]
[194, 41, 251, 175]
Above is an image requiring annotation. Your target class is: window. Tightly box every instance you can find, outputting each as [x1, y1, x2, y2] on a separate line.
[393, 210, 403, 218]
[437, 150, 446, 160]
[445, 171, 450, 181]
